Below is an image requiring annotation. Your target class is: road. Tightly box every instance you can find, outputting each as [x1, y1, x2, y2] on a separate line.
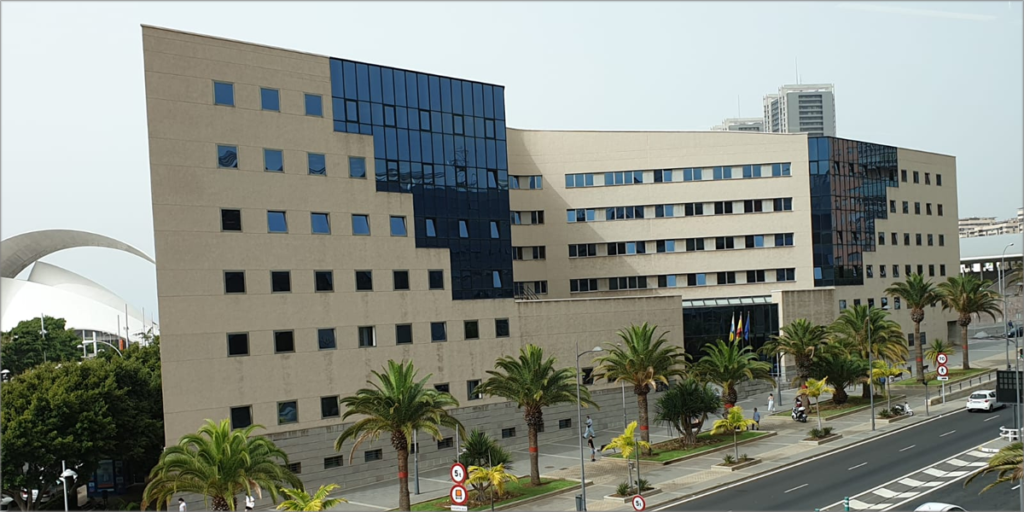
[897, 470, 1020, 511]
[660, 409, 1004, 511]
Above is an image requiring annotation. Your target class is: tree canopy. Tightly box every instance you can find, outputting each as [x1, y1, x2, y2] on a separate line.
[1, 316, 83, 375]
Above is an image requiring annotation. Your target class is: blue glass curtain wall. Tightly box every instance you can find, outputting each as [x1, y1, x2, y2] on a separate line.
[329, 59, 513, 300]
[808, 137, 898, 287]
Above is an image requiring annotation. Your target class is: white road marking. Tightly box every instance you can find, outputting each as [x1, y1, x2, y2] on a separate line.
[899, 445, 916, 452]
[873, 488, 899, 498]
[940, 430, 956, 437]
[984, 415, 1000, 422]
[849, 462, 868, 470]
[967, 450, 990, 458]
[946, 459, 969, 467]
[923, 468, 948, 477]
[343, 501, 389, 510]
[512, 449, 580, 460]
[882, 463, 990, 510]
[1013, 484, 1021, 490]
[784, 484, 808, 493]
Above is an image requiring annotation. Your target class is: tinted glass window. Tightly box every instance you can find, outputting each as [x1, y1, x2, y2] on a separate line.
[230, 406, 251, 429]
[308, 153, 326, 175]
[495, 318, 510, 337]
[390, 216, 407, 236]
[318, 328, 336, 350]
[214, 82, 234, 106]
[217, 145, 238, 168]
[425, 218, 437, 237]
[429, 270, 444, 290]
[274, 331, 295, 353]
[221, 209, 242, 231]
[490, 221, 500, 239]
[355, 270, 373, 291]
[278, 401, 298, 424]
[464, 320, 479, 340]
[431, 322, 447, 342]
[311, 213, 331, 234]
[315, 271, 334, 292]
[459, 220, 469, 238]
[271, 271, 291, 292]
[305, 94, 323, 116]
[396, 324, 413, 344]
[267, 211, 288, 233]
[350, 157, 367, 178]
[352, 215, 370, 235]
[358, 326, 376, 348]
[227, 333, 249, 356]
[260, 88, 280, 111]
[321, 396, 340, 418]
[393, 270, 410, 290]
[224, 271, 245, 294]
[264, 149, 284, 172]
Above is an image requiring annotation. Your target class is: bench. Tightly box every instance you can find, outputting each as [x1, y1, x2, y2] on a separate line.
[1000, 427, 1020, 442]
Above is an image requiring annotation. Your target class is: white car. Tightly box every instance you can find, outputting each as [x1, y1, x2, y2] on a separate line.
[966, 390, 1002, 412]
[914, 503, 966, 512]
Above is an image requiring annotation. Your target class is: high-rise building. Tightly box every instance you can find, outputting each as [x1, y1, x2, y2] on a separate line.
[958, 210, 1023, 238]
[142, 27, 958, 498]
[710, 117, 764, 132]
[763, 84, 837, 137]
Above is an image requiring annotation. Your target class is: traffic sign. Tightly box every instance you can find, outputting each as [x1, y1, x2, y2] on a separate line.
[450, 484, 468, 506]
[937, 365, 949, 377]
[936, 353, 948, 365]
[632, 494, 646, 511]
[450, 463, 466, 484]
[938, 376, 949, 381]
[451, 507, 467, 512]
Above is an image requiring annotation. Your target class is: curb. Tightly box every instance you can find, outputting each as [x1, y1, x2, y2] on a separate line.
[606, 432, 777, 466]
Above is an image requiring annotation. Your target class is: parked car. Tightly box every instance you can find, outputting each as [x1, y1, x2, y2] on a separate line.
[914, 503, 966, 512]
[966, 390, 1003, 412]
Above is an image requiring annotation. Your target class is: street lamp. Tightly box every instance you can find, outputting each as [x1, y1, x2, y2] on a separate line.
[59, 462, 77, 512]
[616, 343, 627, 429]
[1002, 243, 1015, 369]
[866, 308, 875, 432]
[575, 342, 602, 511]
[78, 340, 124, 358]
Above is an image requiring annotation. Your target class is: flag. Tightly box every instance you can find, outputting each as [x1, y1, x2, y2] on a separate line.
[736, 314, 744, 343]
[729, 313, 736, 341]
[744, 311, 751, 341]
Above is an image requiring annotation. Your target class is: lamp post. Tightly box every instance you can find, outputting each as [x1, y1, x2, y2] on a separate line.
[59, 462, 77, 512]
[1002, 243, 1015, 369]
[575, 342, 602, 511]
[866, 310, 875, 432]
[617, 343, 627, 429]
[78, 340, 124, 358]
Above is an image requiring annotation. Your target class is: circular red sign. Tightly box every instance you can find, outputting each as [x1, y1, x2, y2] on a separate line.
[450, 484, 468, 505]
[632, 494, 646, 511]
[450, 463, 467, 484]
[936, 353, 948, 365]
[937, 365, 949, 376]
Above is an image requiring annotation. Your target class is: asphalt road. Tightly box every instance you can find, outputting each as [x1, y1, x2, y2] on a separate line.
[897, 470, 1020, 511]
[661, 409, 1004, 511]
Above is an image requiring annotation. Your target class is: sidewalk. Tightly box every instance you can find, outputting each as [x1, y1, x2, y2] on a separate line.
[331, 355, 1008, 512]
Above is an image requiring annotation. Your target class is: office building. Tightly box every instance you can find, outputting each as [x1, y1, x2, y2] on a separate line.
[711, 117, 764, 132]
[142, 27, 959, 494]
[763, 84, 837, 137]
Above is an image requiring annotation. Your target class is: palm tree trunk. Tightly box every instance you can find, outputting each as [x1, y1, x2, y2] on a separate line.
[211, 496, 230, 511]
[862, 382, 871, 400]
[527, 424, 541, 486]
[886, 379, 892, 411]
[815, 397, 822, 431]
[397, 448, 411, 511]
[914, 320, 925, 383]
[637, 391, 652, 456]
[961, 324, 971, 370]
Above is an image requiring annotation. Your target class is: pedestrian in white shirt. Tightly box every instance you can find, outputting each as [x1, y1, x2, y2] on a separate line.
[767, 393, 775, 414]
[178, 498, 187, 512]
[246, 494, 255, 511]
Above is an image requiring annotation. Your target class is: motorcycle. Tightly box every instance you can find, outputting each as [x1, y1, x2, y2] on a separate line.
[792, 405, 808, 423]
[893, 403, 914, 416]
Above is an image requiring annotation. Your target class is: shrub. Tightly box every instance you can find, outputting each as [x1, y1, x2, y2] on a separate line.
[738, 453, 750, 462]
[617, 482, 632, 496]
[878, 409, 894, 419]
[822, 427, 834, 437]
[808, 427, 822, 439]
[637, 478, 654, 492]
[722, 454, 736, 465]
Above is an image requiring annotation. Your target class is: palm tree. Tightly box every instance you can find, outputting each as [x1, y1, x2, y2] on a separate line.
[466, 464, 518, 503]
[872, 360, 908, 411]
[885, 273, 939, 383]
[802, 377, 835, 430]
[808, 351, 869, 406]
[938, 274, 1002, 370]
[594, 323, 686, 454]
[760, 319, 829, 386]
[924, 339, 957, 370]
[710, 406, 757, 461]
[334, 360, 464, 512]
[964, 442, 1023, 494]
[693, 339, 773, 408]
[602, 421, 651, 491]
[141, 419, 301, 511]
[655, 378, 722, 446]
[476, 344, 595, 486]
[275, 485, 347, 511]
[458, 429, 512, 469]
[828, 305, 909, 399]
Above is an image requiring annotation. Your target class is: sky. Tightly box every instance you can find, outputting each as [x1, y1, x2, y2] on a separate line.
[1, 1, 1022, 323]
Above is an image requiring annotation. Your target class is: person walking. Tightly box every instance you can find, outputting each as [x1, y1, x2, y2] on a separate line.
[752, 408, 761, 430]
[767, 393, 775, 414]
[178, 498, 187, 512]
[583, 415, 597, 461]
[245, 494, 255, 512]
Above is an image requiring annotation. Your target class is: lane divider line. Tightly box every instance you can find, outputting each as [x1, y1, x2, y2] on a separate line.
[940, 430, 956, 437]
[899, 445, 916, 452]
[849, 462, 868, 470]
[785, 484, 808, 493]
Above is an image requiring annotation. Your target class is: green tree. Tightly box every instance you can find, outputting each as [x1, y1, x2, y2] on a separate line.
[802, 377, 835, 430]
[808, 351, 869, 405]
[938, 274, 1002, 370]
[885, 274, 940, 383]
[335, 360, 463, 511]
[458, 430, 512, 469]
[760, 319, 829, 386]
[594, 323, 686, 454]
[601, 421, 651, 488]
[964, 441, 1022, 494]
[710, 406, 757, 461]
[476, 345, 594, 486]
[466, 464, 518, 502]
[1, 362, 121, 511]
[924, 338, 957, 369]
[828, 305, 908, 398]
[276, 484, 347, 511]
[872, 360, 908, 411]
[654, 378, 722, 445]
[1, 316, 82, 375]
[693, 339, 773, 408]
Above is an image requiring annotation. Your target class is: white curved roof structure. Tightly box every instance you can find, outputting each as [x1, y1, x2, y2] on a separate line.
[0, 230, 157, 337]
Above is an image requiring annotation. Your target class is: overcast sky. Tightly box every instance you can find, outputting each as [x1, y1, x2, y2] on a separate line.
[2, 1, 1021, 323]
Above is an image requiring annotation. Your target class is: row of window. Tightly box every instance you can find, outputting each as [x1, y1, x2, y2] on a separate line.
[565, 198, 794, 224]
[564, 163, 792, 188]
[513, 246, 546, 260]
[890, 200, 945, 217]
[225, 318, 513, 357]
[214, 81, 325, 117]
[900, 169, 943, 186]
[222, 209, 507, 241]
[216, 144, 368, 178]
[224, 269, 474, 294]
[567, 233, 795, 258]
[876, 232, 946, 247]
[569, 268, 797, 292]
[865, 264, 948, 279]
[509, 175, 543, 190]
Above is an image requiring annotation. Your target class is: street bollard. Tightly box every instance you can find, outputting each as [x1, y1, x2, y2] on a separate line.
[575, 494, 584, 511]
[844, 497, 850, 512]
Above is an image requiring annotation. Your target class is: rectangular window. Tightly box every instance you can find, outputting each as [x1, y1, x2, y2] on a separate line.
[714, 201, 734, 215]
[364, 449, 383, 463]
[393, 270, 410, 290]
[389, 216, 407, 236]
[271, 271, 291, 293]
[349, 157, 367, 178]
[775, 233, 794, 246]
[773, 198, 793, 211]
[776, 268, 796, 282]
[903, 201, 910, 214]
[880, 265, 887, 278]
[893, 265, 900, 278]
[495, 319, 510, 338]
[352, 215, 371, 235]
[928, 264, 935, 277]
[916, 234, 922, 246]
[355, 270, 373, 291]
[318, 328, 337, 350]
[500, 427, 517, 439]
[658, 275, 678, 287]
[938, 204, 944, 216]
[227, 333, 249, 356]
[396, 324, 413, 345]
[687, 273, 707, 286]
[321, 396, 340, 418]
[559, 418, 572, 429]
[854, 299, 861, 307]
[458, 219, 469, 238]
[431, 322, 447, 342]
[224, 271, 246, 294]
[221, 209, 242, 231]
[314, 270, 334, 292]
[324, 455, 344, 469]
[684, 203, 704, 216]
[217, 145, 238, 169]
[917, 264, 924, 276]
[927, 234, 934, 246]
[274, 330, 295, 353]
[895, 297, 901, 310]
[437, 437, 454, 450]
[878, 232, 885, 246]
[513, 280, 548, 296]
[260, 87, 280, 111]
[267, 211, 288, 233]
[890, 200, 896, 213]
[490, 221, 500, 239]
[425, 218, 437, 237]
[866, 265, 873, 278]
[901, 169, 907, 182]
[264, 149, 284, 172]
[304, 93, 323, 116]
[311, 213, 331, 234]
[230, 405, 252, 429]
[939, 234, 945, 246]
[429, 270, 444, 290]
[434, 384, 450, 394]
[716, 271, 737, 284]
[715, 236, 735, 250]
[915, 202, 921, 215]
[940, 264, 947, 276]
[358, 326, 376, 348]
[906, 264, 912, 276]
[685, 238, 705, 251]
[904, 233, 911, 246]
[743, 200, 764, 213]
[892, 233, 898, 245]
[926, 203, 933, 216]
[868, 298, 875, 308]
[937, 174, 943, 186]
[746, 270, 766, 283]
[307, 153, 327, 176]
[464, 320, 479, 340]
[913, 171, 920, 183]
[569, 278, 599, 292]
[214, 81, 235, 106]
[839, 300, 847, 310]
[467, 379, 482, 400]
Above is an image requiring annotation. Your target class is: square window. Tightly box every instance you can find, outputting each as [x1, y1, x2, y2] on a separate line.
[224, 271, 246, 294]
[355, 270, 373, 291]
[267, 211, 288, 233]
[318, 328, 337, 350]
[271, 271, 291, 293]
[431, 322, 447, 342]
[321, 396, 340, 418]
[217, 145, 238, 169]
[260, 88, 280, 111]
[227, 333, 249, 356]
[352, 215, 371, 235]
[364, 449, 383, 462]
[429, 270, 445, 290]
[425, 218, 437, 237]
[308, 153, 326, 176]
[396, 324, 413, 345]
[467, 379, 482, 400]
[214, 81, 234, 106]
[349, 157, 367, 179]
[495, 318, 510, 338]
[264, 149, 284, 172]
[310, 212, 331, 234]
[390, 216, 407, 236]
[358, 326, 376, 348]
[393, 270, 410, 290]
[464, 320, 479, 340]
[315, 270, 334, 292]
[274, 331, 295, 353]
[230, 405, 252, 429]
[305, 93, 323, 116]
[221, 209, 242, 231]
